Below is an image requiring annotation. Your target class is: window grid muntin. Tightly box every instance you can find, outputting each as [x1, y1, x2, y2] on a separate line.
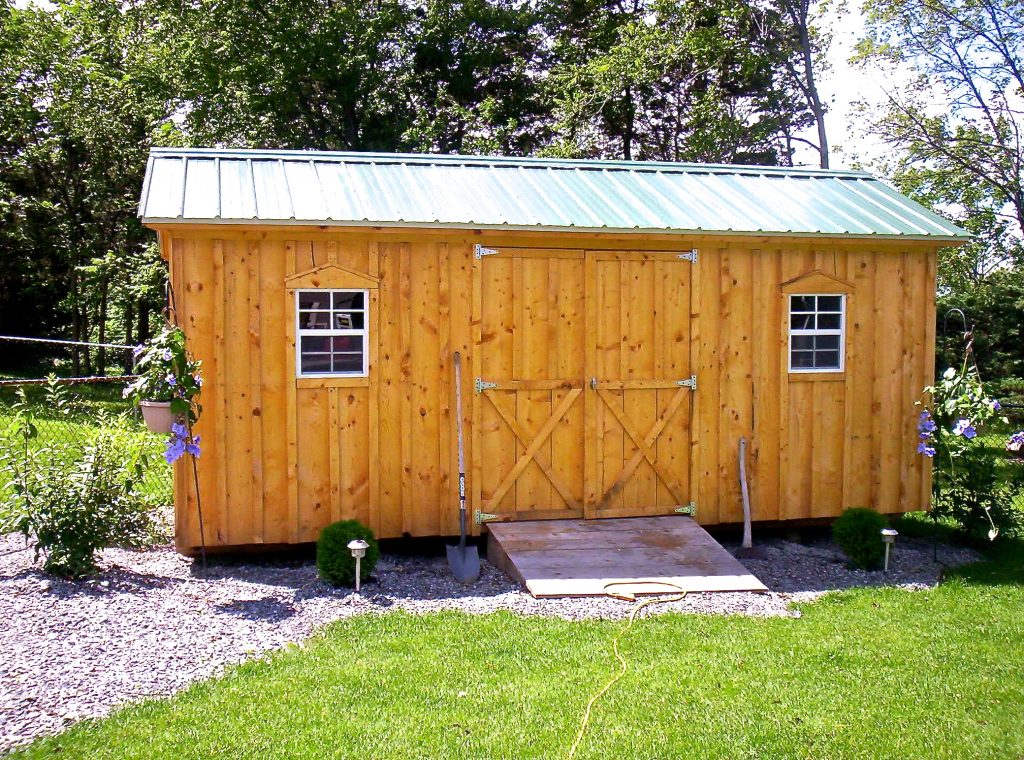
[788, 293, 845, 373]
[296, 288, 369, 377]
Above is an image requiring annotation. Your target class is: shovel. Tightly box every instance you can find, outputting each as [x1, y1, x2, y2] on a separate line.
[446, 351, 481, 583]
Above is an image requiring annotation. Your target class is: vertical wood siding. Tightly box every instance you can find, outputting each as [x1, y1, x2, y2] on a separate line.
[165, 229, 937, 549]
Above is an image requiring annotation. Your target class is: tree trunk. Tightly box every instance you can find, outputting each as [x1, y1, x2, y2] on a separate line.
[123, 299, 134, 373]
[97, 275, 109, 376]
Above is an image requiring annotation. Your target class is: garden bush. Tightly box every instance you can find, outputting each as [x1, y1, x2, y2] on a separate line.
[0, 390, 162, 577]
[316, 520, 379, 587]
[833, 507, 888, 570]
[933, 450, 1023, 541]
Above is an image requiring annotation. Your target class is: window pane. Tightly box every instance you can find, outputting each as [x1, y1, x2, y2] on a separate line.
[332, 312, 365, 330]
[333, 291, 364, 310]
[790, 313, 815, 330]
[299, 292, 329, 310]
[791, 295, 815, 312]
[791, 351, 815, 368]
[300, 353, 332, 373]
[818, 295, 842, 312]
[792, 335, 815, 350]
[815, 334, 840, 351]
[330, 335, 363, 352]
[817, 313, 841, 330]
[332, 352, 363, 373]
[299, 311, 331, 329]
[300, 335, 332, 353]
[815, 350, 840, 369]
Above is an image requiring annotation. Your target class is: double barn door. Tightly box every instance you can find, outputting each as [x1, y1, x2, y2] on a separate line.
[472, 247, 695, 523]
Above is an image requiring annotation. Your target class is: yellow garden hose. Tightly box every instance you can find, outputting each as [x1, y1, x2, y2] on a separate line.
[566, 582, 687, 760]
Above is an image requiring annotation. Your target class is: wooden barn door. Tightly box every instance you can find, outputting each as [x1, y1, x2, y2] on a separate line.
[584, 251, 695, 519]
[472, 248, 587, 521]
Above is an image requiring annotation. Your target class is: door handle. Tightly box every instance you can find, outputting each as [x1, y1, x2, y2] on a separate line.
[590, 377, 598, 390]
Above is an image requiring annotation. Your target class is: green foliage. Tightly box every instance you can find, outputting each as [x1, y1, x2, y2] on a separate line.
[0, 0, 172, 369]
[0, 395, 162, 578]
[918, 361, 1020, 540]
[854, 0, 1023, 285]
[832, 507, 888, 570]
[543, 0, 818, 163]
[933, 449, 1022, 542]
[937, 270, 1024, 385]
[316, 520, 380, 588]
[123, 325, 203, 426]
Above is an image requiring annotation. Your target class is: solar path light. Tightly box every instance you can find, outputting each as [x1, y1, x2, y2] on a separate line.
[348, 539, 370, 592]
[881, 528, 898, 573]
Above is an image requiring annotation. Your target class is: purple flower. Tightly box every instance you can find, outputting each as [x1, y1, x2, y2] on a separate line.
[163, 437, 186, 463]
[132, 344, 145, 358]
[171, 422, 187, 437]
[165, 373, 177, 387]
[194, 374, 203, 387]
[1009, 431, 1024, 447]
[917, 442, 936, 457]
[919, 410, 930, 421]
[992, 400, 1002, 411]
[952, 418, 977, 439]
[184, 442, 201, 457]
[161, 349, 173, 361]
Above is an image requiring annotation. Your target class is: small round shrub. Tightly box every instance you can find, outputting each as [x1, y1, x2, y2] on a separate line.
[832, 507, 888, 570]
[316, 520, 380, 587]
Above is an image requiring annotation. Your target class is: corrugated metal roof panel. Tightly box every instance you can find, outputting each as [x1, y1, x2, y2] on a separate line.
[138, 148, 971, 240]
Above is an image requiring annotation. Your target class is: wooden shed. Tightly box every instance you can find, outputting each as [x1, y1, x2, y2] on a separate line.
[138, 148, 969, 552]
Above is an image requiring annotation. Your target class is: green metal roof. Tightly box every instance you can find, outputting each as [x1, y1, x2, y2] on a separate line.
[139, 148, 970, 241]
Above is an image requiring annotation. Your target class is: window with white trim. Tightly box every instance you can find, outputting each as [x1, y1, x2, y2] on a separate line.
[789, 294, 845, 372]
[296, 290, 368, 377]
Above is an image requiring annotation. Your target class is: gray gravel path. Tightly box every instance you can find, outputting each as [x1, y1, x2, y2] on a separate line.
[0, 531, 979, 753]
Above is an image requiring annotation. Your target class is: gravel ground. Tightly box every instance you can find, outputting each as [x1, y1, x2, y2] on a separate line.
[0, 531, 979, 753]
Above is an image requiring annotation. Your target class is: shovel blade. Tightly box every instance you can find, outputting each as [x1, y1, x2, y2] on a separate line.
[446, 543, 481, 584]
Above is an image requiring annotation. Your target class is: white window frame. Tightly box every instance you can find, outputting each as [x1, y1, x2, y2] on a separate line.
[295, 289, 369, 378]
[788, 293, 845, 373]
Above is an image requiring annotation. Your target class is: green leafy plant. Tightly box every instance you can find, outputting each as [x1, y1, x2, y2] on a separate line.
[123, 325, 203, 426]
[123, 325, 204, 464]
[0, 396, 162, 578]
[833, 507, 888, 571]
[917, 359, 1013, 540]
[316, 520, 380, 588]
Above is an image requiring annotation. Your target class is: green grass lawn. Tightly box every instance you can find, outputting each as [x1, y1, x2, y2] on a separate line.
[11, 542, 1024, 760]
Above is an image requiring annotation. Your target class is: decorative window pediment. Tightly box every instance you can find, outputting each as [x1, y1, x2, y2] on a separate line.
[780, 269, 854, 294]
[285, 263, 379, 291]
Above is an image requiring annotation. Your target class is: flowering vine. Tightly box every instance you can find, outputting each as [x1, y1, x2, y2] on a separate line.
[123, 325, 203, 463]
[917, 365, 1010, 540]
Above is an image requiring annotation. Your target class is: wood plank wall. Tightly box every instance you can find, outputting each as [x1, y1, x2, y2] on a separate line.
[162, 227, 938, 550]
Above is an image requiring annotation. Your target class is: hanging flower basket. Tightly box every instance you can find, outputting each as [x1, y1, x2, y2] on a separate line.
[140, 400, 176, 434]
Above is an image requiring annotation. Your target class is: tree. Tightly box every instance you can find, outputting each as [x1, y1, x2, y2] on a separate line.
[542, 0, 817, 164]
[0, 0, 171, 372]
[855, 0, 1024, 283]
[775, 0, 831, 168]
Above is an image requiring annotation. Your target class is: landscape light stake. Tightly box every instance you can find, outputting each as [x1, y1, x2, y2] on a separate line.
[881, 528, 898, 573]
[348, 539, 369, 592]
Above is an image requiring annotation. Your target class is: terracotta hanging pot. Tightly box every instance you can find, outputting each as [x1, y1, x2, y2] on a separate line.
[140, 400, 175, 434]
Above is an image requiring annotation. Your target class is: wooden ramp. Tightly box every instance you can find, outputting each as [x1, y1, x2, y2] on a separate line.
[487, 516, 767, 598]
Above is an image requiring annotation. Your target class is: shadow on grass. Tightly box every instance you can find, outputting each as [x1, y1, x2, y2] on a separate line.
[945, 537, 1024, 586]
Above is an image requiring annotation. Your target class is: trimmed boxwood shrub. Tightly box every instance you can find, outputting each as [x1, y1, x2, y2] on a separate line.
[316, 520, 380, 588]
[833, 507, 888, 570]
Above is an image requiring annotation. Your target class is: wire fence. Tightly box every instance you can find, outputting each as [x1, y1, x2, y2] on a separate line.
[0, 337, 173, 508]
